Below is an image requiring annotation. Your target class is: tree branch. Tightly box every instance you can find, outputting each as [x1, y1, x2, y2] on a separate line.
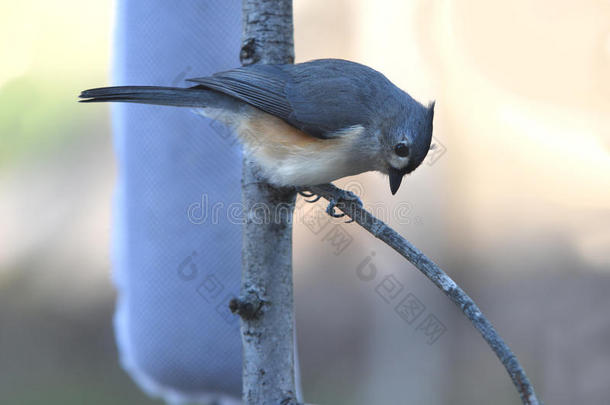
[233, 1, 298, 405]
[309, 183, 542, 405]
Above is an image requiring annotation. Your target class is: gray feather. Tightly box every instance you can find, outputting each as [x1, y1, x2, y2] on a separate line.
[79, 86, 228, 108]
[187, 59, 406, 139]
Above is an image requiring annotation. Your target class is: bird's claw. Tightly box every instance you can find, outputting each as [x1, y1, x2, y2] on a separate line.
[326, 199, 347, 219]
[297, 190, 321, 203]
[330, 189, 363, 223]
[298, 186, 363, 223]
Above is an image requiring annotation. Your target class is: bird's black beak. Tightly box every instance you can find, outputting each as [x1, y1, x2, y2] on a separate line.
[389, 167, 403, 195]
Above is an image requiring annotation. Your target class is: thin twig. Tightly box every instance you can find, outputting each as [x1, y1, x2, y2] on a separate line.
[309, 183, 542, 405]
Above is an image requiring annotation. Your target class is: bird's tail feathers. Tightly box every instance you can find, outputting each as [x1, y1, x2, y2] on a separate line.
[79, 86, 214, 108]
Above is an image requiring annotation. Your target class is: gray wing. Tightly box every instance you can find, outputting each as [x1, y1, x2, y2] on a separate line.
[187, 59, 395, 139]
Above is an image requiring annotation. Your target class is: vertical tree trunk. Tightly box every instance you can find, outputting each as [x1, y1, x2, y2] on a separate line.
[237, 1, 297, 404]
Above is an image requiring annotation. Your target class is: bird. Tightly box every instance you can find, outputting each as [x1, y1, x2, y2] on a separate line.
[80, 58, 435, 196]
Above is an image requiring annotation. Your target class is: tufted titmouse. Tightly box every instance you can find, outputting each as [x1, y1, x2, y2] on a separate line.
[80, 59, 435, 195]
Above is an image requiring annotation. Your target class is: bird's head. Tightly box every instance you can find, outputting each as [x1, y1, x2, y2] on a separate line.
[380, 100, 435, 195]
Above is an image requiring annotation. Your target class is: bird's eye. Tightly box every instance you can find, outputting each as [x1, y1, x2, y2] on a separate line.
[394, 143, 410, 157]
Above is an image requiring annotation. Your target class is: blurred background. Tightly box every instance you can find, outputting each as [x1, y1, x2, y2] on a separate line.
[1, 0, 609, 404]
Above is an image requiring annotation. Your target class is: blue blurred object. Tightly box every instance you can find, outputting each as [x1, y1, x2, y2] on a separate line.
[111, 1, 242, 403]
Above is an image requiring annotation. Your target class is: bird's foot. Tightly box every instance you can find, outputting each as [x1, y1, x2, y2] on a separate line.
[297, 186, 363, 223]
[325, 188, 363, 222]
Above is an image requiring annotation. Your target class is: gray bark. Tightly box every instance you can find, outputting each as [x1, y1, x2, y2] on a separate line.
[232, 1, 298, 404]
